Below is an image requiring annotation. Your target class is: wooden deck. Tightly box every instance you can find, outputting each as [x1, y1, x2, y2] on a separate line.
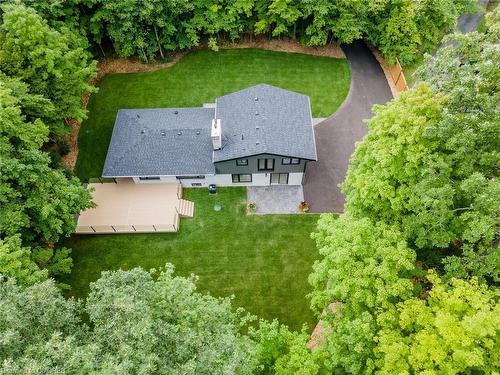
[75, 181, 193, 234]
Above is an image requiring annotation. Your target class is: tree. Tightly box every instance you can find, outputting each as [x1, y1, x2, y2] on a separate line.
[188, 0, 254, 50]
[0, 277, 83, 363]
[0, 265, 258, 374]
[86, 265, 257, 374]
[368, 0, 421, 64]
[0, 3, 96, 137]
[300, 0, 367, 46]
[342, 82, 499, 283]
[0, 80, 93, 247]
[254, 0, 302, 39]
[2, 0, 86, 32]
[251, 320, 324, 375]
[308, 214, 417, 373]
[376, 272, 500, 373]
[0, 236, 48, 287]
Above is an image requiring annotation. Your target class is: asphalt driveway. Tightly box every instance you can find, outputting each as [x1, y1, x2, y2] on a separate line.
[303, 41, 393, 213]
[457, 0, 489, 34]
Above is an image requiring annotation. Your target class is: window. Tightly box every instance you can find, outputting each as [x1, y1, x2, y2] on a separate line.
[271, 173, 289, 184]
[236, 159, 248, 166]
[258, 158, 274, 171]
[282, 158, 300, 165]
[191, 183, 202, 187]
[139, 176, 160, 180]
[232, 174, 252, 183]
[176, 175, 205, 179]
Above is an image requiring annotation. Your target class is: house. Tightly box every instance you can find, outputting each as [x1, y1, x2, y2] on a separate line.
[76, 84, 317, 234]
[102, 84, 317, 187]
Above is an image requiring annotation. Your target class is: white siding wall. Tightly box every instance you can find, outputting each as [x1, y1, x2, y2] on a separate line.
[132, 172, 304, 187]
[287, 172, 304, 185]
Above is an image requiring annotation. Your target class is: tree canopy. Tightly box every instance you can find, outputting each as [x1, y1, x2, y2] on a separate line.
[3, 0, 474, 64]
[342, 18, 500, 283]
[0, 3, 96, 136]
[307, 15, 499, 374]
[376, 272, 500, 373]
[309, 214, 417, 373]
[0, 265, 259, 374]
[0, 70, 93, 284]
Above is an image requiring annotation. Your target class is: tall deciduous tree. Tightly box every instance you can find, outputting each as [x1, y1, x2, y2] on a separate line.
[0, 236, 48, 287]
[0, 3, 96, 137]
[0, 81, 93, 247]
[251, 320, 324, 375]
[254, 0, 301, 39]
[0, 265, 258, 374]
[309, 214, 417, 373]
[376, 272, 500, 373]
[343, 81, 499, 283]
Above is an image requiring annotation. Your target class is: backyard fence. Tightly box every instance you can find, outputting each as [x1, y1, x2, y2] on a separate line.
[388, 58, 409, 92]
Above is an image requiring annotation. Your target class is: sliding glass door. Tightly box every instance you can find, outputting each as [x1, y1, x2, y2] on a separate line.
[270, 173, 288, 185]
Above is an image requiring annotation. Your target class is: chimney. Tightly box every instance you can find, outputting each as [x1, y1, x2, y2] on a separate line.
[211, 119, 221, 150]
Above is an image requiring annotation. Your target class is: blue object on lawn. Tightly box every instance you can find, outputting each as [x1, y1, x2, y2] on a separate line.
[214, 204, 222, 212]
[208, 184, 217, 194]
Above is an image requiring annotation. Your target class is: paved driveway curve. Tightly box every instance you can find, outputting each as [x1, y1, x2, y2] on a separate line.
[457, 0, 489, 34]
[303, 41, 393, 213]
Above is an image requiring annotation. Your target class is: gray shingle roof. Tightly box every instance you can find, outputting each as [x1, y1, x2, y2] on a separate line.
[214, 84, 317, 162]
[102, 108, 215, 177]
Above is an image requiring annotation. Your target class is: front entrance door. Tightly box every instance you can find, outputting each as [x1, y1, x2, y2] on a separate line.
[270, 173, 289, 185]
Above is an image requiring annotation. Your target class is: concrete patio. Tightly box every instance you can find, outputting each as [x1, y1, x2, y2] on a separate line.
[247, 185, 305, 214]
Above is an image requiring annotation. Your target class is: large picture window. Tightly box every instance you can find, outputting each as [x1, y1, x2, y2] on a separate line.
[236, 159, 248, 166]
[258, 158, 274, 171]
[139, 176, 160, 180]
[232, 174, 252, 183]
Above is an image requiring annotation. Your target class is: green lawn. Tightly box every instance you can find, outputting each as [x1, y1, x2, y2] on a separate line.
[62, 188, 322, 330]
[75, 48, 350, 180]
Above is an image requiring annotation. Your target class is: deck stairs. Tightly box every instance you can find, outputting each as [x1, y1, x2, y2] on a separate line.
[178, 199, 194, 217]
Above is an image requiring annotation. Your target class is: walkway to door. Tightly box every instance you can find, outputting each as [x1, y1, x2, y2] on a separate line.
[247, 185, 304, 214]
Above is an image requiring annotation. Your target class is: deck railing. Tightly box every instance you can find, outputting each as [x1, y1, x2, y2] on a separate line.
[88, 177, 117, 184]
[176, 183, 182, 199]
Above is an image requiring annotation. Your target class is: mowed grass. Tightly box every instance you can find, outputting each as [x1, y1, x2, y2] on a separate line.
[75, 48, 350, 180]
[62, 188, 322, 330]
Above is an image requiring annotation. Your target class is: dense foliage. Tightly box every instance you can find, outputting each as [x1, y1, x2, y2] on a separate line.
[376, 272, 499, 373]
[5, 0, 475, 64]
[0, 4, 95, 284]
[0, 3, 97, 137]
[307, 15, 499, 374]
[343, 27, 499, 283]
[0, 265, 259, 374]
[0, 77, 93, 285]
[309, 214, 417, 373]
